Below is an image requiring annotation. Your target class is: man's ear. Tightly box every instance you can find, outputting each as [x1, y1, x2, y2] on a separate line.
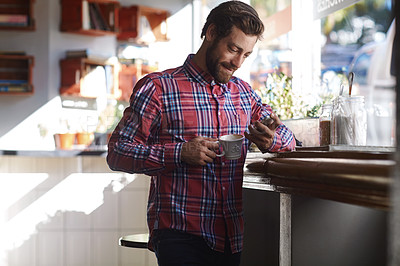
[205, 24, 217, 42]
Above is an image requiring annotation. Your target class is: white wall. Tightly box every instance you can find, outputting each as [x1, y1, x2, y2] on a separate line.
[0, 0, 194, 150]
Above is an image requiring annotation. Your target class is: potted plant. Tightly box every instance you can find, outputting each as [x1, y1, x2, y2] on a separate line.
[254, 70, 330, 146]
[54, 118, 76, 149]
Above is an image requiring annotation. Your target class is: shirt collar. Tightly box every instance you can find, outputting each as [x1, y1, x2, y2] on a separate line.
[183, 54, 230, 92]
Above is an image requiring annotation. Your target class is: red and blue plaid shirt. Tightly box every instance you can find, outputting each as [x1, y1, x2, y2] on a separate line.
[107, 54, 295, 253]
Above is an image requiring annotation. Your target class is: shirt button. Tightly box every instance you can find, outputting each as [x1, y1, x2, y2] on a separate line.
[218, 111, 221, 116]
[213, 94, 217, 98]
[223, 187, 226, 190]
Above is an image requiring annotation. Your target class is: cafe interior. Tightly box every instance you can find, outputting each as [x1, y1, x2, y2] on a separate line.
[0, 0, 399, 265]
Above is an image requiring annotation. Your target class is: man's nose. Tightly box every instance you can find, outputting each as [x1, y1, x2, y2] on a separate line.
[231, 54, 245, 69]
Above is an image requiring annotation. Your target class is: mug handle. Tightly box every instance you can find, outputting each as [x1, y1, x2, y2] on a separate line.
[215, 140, 225, 157]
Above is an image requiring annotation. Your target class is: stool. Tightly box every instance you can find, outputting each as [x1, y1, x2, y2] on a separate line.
[119, 233, 149, 249]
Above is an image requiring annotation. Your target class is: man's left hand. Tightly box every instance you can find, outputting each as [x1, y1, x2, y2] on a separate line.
[244, 113, 281, 152]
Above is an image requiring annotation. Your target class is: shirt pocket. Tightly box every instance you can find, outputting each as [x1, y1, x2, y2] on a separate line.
[221, 107, 249, 136]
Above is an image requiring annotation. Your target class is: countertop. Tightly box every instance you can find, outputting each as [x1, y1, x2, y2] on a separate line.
[244, 146, 395, 210]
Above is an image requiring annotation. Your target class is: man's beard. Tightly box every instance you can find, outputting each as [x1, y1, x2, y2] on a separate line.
[205, 41, 237, 84]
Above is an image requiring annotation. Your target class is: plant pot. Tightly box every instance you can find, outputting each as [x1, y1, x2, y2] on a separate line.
[76, 132, 94, 146]
[54, 133, 76, 149]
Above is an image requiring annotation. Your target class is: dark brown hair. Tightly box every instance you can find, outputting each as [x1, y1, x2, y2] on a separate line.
[201, 0, 264, 40]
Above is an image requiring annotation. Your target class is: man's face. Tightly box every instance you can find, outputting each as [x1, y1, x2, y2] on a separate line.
[206, 26, 257, 84]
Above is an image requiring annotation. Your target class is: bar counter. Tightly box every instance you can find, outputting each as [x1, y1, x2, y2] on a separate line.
[244, 146, 394, 211]
[244, 146, 394, 265]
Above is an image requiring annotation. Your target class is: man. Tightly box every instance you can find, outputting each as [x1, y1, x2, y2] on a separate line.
[107, 1, 295, 265]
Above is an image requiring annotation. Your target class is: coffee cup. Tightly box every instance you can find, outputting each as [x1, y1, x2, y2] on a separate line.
[215, 134, 244, 160]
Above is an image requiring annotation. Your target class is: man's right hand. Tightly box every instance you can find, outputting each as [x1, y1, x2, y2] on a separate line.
[181, 136, 219, 166]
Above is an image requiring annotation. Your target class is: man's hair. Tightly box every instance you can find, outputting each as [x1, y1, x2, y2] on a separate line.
[200, 1, 264, 40]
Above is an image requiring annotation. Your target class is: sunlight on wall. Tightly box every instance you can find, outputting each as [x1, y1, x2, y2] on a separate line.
[0, 173, 48, 214]
[0, 173, 49, 263]
[146, 3, 193, 71]
[0, 172, 136, 260]
[0, 97, 63, 151]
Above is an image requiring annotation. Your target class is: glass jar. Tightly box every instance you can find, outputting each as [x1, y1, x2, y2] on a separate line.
[319, 103, 332, 146]
[331, 96, 367, 145]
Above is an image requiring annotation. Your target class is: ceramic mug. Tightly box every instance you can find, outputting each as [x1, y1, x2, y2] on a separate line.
[215, 134, 244, 160]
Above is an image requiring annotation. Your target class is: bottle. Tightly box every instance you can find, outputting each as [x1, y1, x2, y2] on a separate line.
[331, 96, 367, 146]
[319, 103, 332, 146]
[351, 96, 367, 145]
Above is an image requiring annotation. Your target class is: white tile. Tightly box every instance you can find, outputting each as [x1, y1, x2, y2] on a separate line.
[62, 158, 82, 176]
[8, 157, 37, 173]
[147, 251, 158, 266]
[4, 177, 38, 221]
[92, 231, 119, 266]
[35, 158, 67, 189]
[120, 247, 148, 266]
[7, 234, 36, 266]
[65, 231, 91, 266]
[82, 157, 112, 173]
[125, 174, 151, 190]
[36, 209, 64, 231]
[65, 211, 91, 230]
[0, 156, 10, 172]
[91, 190, 118, 229]
[120, 190, 148, 229]
[37, 231, 64, 266]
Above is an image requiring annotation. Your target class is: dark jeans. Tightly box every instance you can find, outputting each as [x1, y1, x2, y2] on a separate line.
[151, 229, 241, 266]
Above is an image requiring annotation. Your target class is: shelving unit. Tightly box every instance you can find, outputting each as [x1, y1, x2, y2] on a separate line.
[0, 0, 35, 30]
[59, 2, 169, 101]
[118, 61, 155, 102]
[60, 56, 117, 98]
[118, 5, 168, 43]
[0, 54, 34, 94]
[60, 0, 119, 36]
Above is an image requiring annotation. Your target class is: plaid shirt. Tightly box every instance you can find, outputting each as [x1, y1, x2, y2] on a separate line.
[107, 54, 295, 253]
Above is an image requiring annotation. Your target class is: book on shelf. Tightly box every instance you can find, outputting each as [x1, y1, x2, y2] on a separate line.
[82, 0, 90, 30]
[0, 85, 29, 92]
[65, 49, 112, 61]
[0, 14, 28, 26]
[0, 51, 26, 56]
[88, 3, 110, 31]
[0, 80, 28, 85]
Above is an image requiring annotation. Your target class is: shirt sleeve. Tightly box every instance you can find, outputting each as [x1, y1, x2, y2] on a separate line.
[107, 75, 183, 175]
[249, 87, 296, 152]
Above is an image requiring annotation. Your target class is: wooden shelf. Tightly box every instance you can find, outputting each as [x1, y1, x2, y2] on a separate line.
[60, 56, 117, 98]
[118, 62, 155, 102]
[60, 0, 119, 36]
[0, 0, 35, 31]
[118, 5, 168, 43]
[0, 54, 34, 95]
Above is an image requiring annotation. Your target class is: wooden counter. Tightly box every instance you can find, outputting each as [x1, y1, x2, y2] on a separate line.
[243, 147, 395, 266]
[244, 147, 394, 210]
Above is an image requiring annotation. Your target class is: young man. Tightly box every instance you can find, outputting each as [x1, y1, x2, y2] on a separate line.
[107, 1, 295, 265]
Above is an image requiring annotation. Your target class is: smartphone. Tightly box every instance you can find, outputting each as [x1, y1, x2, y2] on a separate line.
[260, 115, 273, 126]
[250, 115, 273, 134]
